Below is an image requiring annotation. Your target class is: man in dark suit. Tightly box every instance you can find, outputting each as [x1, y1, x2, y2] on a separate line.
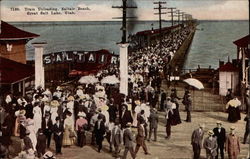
[243, 115, 249, 144]
[108, 98, 118, 123]
[36, 128, 46, 157]
[213, 121, 226, 159]
[52, 117, 64, 155]
[42, 112, 53, 148]
[120, 104, 133, 129]
[160, 90, 166, 111]
[123, 122, 135, 159]
[183, 92, 192, 122]
[111, 119, 123, 158]
[148, 108, 158, 141]
[135, 119, 150, 156]
[191, 124, 205, 159]
[94, 114, 106, 152]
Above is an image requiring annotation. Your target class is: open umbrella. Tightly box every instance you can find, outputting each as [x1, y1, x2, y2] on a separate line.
[101, 75, 120, 84]
[78, 75, 99, 84]
[183, 78, 204, 90]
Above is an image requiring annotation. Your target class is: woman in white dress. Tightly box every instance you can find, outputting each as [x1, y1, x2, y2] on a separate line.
[133, 100, 141, 127]
[25, 119, 37, 151]
[33, 102, 42, 134]
[63, 112, 74, 146]
[67, 96, 75, 121]
[50, 100, 59, 125]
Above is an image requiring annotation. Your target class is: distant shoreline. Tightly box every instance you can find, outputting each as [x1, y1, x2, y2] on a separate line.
[8, 20, 249, 23]
[7, 20, 248, 26]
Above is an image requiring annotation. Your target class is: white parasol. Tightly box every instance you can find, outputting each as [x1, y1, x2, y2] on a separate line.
[78, 75, 99, 84]
[183, 78, 204, 90]
[101, 75, 120, 84]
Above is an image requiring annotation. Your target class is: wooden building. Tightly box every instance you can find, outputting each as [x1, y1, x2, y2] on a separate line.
[219, 62, 239, 96]
[233, 35, 250, 86]
[0, 21, 39, 64]
[0, 21, 39, 96]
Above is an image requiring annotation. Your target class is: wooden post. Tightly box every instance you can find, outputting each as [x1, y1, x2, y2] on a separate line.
[22, 80, 25, 96]
[18, 82, 21, 92]
[10, 84, 13, 94]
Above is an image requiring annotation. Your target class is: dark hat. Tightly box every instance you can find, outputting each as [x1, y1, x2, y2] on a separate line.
[114, 118, 120, 125]
[45, 112, 50, 116]
[97, 114, 103, 120]
[38, 128, 43, 134]
[66, 111, 72, 116]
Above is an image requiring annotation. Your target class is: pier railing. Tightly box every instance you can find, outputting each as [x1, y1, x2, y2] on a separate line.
[180, 68, 197, 75]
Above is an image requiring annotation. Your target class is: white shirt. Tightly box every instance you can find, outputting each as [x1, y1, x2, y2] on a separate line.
[218, 128, 221, 133]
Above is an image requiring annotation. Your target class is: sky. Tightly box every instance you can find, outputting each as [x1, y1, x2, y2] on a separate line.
[0, 0, 249, 21]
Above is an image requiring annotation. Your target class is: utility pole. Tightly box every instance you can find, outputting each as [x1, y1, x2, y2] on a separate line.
[167, 7, 176, 54]
[154, 1, 167, 55]
[112, 0, 137, 96]
[112, 0, 137, 44]
[167, 7, 176, 27]
[180, 12, 185, 24]
[175, 9, 181, 25]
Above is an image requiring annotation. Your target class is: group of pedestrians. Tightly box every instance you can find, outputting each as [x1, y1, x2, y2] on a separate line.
[191, 122, 241, 159]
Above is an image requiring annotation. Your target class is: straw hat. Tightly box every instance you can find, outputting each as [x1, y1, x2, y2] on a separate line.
[135, 100, 141, 105]
[19, 109, 26, 116]
[80, 95, 87, 100]
[199, 123, 205, 128]
[67, 96, 75, 101]
[43, 151, 55, 159]
[230, 126, 236, 130]
[78, 112, 86, 117]
[101, 105, 109, 111]
[77, 85, 83, 89]
[216, 121, 222, 125]
[208, 130, 214, 136]
[126, 122, 132, 127]
[50, 100, 60, 107]
[56, 86, 62, 91]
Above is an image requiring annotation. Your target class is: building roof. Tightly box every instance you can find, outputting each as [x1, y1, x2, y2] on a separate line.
[0, 21, 39, 40]
[233, 35, 250, 48]
[0, 57, 34, 84]
[219, 62, 239, 72]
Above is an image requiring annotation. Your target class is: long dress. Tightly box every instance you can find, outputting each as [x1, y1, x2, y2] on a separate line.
[63, 116, 74, 146]
[226, 98, 241, 123]
[26, 120, 37, 151]
[227, 106, 241, 123]
[171, 102, 182, 125]
[33, 106, 42, 134]
[50, 107, 58, 125]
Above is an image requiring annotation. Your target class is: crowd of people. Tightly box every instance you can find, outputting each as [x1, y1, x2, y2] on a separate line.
[2, 23, 239, 159]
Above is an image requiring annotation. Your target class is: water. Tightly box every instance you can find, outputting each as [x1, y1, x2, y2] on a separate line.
[10, 20, 249, 69]
[11, 21, 161, 59]
[184, 21, 249, 69]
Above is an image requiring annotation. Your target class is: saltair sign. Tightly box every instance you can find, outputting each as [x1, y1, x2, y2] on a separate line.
[43, 49, 118, 65]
